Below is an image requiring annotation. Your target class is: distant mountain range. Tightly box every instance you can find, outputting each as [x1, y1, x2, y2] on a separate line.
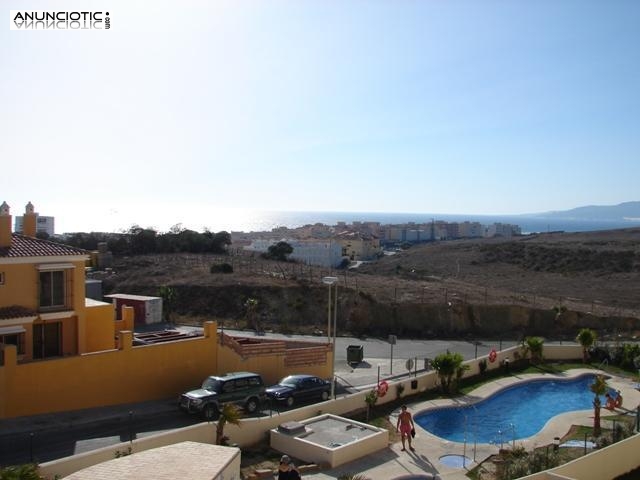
[524, 201, 640, 221]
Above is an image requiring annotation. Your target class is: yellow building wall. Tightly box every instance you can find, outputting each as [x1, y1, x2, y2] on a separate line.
[85, 302, 116, 352]
[0, 259, 89, 358]
[69, 260, 88, 312]
[16, 314, 78, 360]
[0, 259, 87, 312]
[113, 305, 135, 339]
[0, 263, 38, 309]
[0, 322, 219, 418]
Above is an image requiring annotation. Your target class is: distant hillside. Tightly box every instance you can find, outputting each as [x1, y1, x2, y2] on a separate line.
[100, 228, 640, 339]
[526, 201, 640, 221]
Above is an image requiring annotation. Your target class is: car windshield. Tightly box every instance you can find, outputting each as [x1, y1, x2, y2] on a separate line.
[202, 378, 222, 392]
[279, 376, 300, 387]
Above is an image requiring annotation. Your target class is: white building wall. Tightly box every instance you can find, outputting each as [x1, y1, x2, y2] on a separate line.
[485, 223, 520, 238]
[458, 222, 483, 238]
[289, 240, 343, 267]
[15, 215, 55, 236]
[244, 239, 274, 252]
[244, 239, 344, 267]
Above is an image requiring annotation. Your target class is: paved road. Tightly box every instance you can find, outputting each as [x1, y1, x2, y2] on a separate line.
[0, 407, 202, 466]
[0, 333, 521, 467]
[216, 327, 520, 363]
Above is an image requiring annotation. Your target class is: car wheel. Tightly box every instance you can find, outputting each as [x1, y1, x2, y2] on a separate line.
[321, 391, 329, 401]
[245, 397, 259, 414]
[286, 396, 294, 408]
[203, 403, 219, 420]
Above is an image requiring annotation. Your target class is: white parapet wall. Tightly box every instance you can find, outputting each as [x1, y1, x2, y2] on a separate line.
[270, 414, 389, 468]
[519, 434, 640, 480]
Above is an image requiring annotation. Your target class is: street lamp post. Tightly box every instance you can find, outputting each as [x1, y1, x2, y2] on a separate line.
[325, 279, 332, 343]
[322, 276, 339, 399]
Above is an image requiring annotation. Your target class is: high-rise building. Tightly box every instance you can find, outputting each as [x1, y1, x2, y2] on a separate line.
[14, 203, 55, 236]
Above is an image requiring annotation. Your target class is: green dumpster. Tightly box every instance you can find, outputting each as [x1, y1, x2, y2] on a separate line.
[347, 345, 364, 364]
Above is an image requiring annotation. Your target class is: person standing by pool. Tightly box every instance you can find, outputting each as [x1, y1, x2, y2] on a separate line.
[396, 404, 415, 451]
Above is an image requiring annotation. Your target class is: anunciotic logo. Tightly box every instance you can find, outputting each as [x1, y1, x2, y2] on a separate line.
[10, 11, 111, 30]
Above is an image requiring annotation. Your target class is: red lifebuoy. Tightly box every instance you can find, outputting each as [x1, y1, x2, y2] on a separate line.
[489, 349, 497, 363]
[377, 380, 389, 397]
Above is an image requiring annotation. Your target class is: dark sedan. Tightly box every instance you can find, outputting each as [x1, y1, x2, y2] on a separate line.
[265, 375, 331, 407]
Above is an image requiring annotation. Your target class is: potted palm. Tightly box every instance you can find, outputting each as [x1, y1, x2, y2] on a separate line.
[576, 328, 597, 363]
[590, 374, 607, 437]
[522, 336, 544, 365]
[216, 403, 242, 445]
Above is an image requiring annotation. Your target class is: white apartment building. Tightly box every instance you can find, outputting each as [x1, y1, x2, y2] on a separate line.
[244, 238, 344, 267]
[485, 223, 522, 238]
[458, 221, 483, 238]
[14, 214, 55, 236]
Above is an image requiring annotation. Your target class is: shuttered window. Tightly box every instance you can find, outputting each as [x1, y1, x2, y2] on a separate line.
[39, 270, 65, 309]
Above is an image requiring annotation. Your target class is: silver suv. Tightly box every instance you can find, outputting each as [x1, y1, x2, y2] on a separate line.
[179, 371, 266, 419]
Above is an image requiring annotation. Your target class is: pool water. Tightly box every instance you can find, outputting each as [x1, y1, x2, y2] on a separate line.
[440, 454, 473, 468]
[415, 374, 602, 443]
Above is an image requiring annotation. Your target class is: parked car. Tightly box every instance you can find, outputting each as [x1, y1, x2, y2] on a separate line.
[266, 374, 331, 407]
[179, 371, 266, 419]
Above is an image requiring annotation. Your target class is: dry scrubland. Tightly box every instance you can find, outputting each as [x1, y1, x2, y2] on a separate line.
[101, 228, 640, 336]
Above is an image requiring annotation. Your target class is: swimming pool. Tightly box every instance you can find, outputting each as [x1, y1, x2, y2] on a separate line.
[415, 374, 603, 444]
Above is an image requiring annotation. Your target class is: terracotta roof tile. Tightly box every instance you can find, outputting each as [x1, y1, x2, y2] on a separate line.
[0, 305, 37, 320]
[0, 234, 89, 258]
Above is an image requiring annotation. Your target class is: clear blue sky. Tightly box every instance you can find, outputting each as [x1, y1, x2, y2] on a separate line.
[2, 0, 639, 233]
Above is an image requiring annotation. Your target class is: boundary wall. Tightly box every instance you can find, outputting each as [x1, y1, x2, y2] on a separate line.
[0, 323, 218, 418]
[1, 322, 332, 419]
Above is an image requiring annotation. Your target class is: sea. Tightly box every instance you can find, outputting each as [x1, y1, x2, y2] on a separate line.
[212, 210, 640, 235]
[82, 206, 640, 235]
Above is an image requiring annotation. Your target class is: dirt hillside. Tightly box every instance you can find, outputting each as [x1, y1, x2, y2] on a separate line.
[97, 228, 640, 339]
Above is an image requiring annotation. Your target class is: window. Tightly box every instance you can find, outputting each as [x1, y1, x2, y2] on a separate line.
[33, 322, 61, 359]
[0, 333, 25, 355]
[39, 270, 65, 309]
[248, 377, 262, 387]
[234, 379, 248, 389]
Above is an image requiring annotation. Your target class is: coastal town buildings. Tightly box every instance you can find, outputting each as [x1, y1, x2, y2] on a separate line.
[334, 231, 381, 261]
[485, 222, 522, 238]
[236, 217, 521, 266]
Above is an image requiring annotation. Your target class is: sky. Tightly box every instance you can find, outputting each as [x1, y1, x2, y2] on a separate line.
[2, 0, 639, 233]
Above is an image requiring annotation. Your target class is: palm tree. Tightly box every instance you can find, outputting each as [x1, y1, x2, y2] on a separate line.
[364, 388, 378, 421]
[244, 298, 259, 332]
[576, 328, 597, 363]
[522, 336, 544, 365]
[216, 403, 242, 445]
[590, 374, 607, 437]
[432, 351, 465, 394]
[157, 285, 176, 324]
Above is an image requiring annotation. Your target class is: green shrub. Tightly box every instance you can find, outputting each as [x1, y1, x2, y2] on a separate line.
[210, 263, 233, 274]
[478, 358, 488, 375]
[0, 464, 41, 480]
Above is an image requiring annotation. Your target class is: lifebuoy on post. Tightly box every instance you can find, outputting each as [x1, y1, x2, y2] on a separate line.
[377, 380, 389, 397]
[489, 349, 497, 363]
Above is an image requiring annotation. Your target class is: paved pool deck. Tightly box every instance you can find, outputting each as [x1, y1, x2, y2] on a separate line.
[299, 368, 640, 480]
